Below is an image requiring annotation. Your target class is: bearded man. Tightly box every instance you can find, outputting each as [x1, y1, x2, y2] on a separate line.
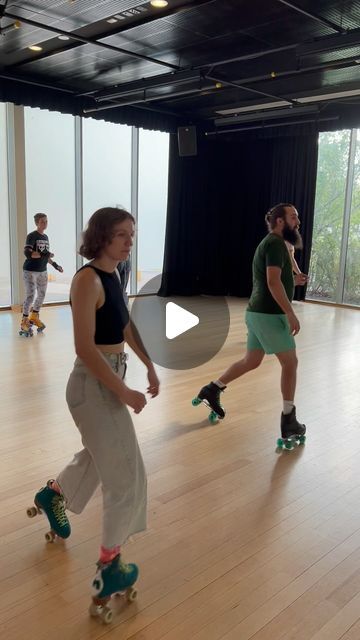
[195, 203, 307, 442]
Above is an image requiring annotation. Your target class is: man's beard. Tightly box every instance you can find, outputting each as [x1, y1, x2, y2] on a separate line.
[283, 224, 303, 250]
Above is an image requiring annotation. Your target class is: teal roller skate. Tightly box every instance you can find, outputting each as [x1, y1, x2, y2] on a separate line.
[276, 406, 306, 451]
[26, 481, 71, 542]
[89, 555, 138, 624]
[192, 381, 226, 424]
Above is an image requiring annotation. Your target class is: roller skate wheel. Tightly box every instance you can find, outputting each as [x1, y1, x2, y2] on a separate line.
[192, 397, 201, 406]
[127, 587, 137, 602]
[89, 602, 99, 617]
[100, 606, 113, 624]
[45, 530, 56, 543]
[276, 438, 284, 448]
[299, 435, 306, 445]
[26, 506, 38, 518]
[208, 411, 218, 424]
[285, 440, 294, 450]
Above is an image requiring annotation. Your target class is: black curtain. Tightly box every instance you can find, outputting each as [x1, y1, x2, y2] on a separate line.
[159, 126, 318, 301]
[269, 131, 318, 300]
[0, 78, 178, 133]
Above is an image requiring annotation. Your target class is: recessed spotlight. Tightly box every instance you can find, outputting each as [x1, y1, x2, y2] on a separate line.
[58, 35, 70, 40]
[150, 0, 168, 7]
[28, 45, 42, 51]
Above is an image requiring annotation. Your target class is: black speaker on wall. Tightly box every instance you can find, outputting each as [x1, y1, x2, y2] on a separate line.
[177, 126, 197, 156]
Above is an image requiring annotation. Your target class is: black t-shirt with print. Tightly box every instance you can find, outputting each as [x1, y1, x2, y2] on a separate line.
[23, 231, 50, 272]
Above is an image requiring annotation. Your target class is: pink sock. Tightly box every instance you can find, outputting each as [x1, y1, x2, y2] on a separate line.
[49, 480, 61, 494]
[100, 545, 121, 564]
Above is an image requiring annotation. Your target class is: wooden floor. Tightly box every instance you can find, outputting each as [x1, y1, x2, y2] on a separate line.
[1, 299, 360, 640]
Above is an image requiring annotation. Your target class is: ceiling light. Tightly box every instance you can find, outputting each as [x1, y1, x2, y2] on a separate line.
[58, 35, 70, 40]
[150, 0, 169, 8]
[28, 45, 42, 51]
[107, 18, 118, 24]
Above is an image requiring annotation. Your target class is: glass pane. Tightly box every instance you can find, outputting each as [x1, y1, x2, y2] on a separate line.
[137, 128, 169, 293]
[307, 130, 351, 303]
[343, 129, 360, 306]
[0, 104, 11, 307]
[82, 118, 131, 226]
[24, 108, 76, 303]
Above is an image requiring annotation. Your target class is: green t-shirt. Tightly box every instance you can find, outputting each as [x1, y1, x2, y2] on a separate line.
[247, 234, 294, 314]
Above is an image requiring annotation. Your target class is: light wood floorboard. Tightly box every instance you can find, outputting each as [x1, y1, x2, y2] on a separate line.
[0, 299, 359, 639]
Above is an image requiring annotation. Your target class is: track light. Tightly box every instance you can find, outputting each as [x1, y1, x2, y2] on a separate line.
[0, 19, 21, 35]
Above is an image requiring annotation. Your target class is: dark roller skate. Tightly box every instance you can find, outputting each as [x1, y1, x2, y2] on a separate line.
[192, 381, 226, 424]
[29, 310, 46, 333]
[89, 554, 138, 624]
[276, 406, 306, 451]
[26, 480, 71, 542]
[19, 315, 33, 338]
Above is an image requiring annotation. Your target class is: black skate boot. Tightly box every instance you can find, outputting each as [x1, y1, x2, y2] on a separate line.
[192, 381, 226, 424]
[277, 406, 306, 450]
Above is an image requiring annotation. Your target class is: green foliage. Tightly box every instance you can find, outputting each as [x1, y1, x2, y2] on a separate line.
[307, 130, 360, 305]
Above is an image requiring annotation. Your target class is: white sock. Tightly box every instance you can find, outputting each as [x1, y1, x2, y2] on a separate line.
[283, 400, 294, 415]
[213, 379, 226, 389]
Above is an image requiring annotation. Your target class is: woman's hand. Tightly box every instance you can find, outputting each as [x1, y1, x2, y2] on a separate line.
[147, 366, 160, 398]
[121, 387, 147, 413]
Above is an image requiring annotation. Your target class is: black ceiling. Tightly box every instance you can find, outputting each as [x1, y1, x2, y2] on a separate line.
[1, 0, 360, 132]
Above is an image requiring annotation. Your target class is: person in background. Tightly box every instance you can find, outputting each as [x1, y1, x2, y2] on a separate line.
[20, 213, 63, 336]
[285, 240, 308, 284]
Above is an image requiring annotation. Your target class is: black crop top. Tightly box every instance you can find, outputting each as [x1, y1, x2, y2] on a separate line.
[75, 264, 129, 345]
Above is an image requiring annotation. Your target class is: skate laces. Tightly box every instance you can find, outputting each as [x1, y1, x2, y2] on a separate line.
[51, 495, 68, 527]
[118, 558, 133, 574]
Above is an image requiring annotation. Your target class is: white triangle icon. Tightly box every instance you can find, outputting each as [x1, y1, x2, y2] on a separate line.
[165, 302, 199, 340]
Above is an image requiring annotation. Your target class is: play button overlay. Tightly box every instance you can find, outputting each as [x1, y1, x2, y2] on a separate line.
[166, 302, 199, 339]
[130, 275, 230, 370]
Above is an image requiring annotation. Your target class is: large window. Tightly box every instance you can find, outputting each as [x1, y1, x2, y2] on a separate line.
[307, 129, 360, 306]
[24, 108, 76, 302]
[137, 128, 169, 293]
[343, 130, 360, 305]
[2, 107, 169, 306]
[0, 104, 12, 307]
[82, 118, 132, 226]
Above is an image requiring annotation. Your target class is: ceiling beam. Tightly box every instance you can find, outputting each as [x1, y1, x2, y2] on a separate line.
[205, 115, 339, 136]
[204, 73, 297, 105]
[83, 80, 217, 113]
[214, 104, 319, 126]
[85, 69, 202, 101]
[276, 0, 346, 34]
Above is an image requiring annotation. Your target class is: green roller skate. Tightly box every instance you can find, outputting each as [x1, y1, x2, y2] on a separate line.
[26, 481, 71, 542]
[276, 406, 306, 451]
[192, 381, 226, 424]
[89, 555, 138, 624]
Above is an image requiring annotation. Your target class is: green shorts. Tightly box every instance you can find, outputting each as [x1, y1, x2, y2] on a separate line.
[245, 310, 296, 355]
